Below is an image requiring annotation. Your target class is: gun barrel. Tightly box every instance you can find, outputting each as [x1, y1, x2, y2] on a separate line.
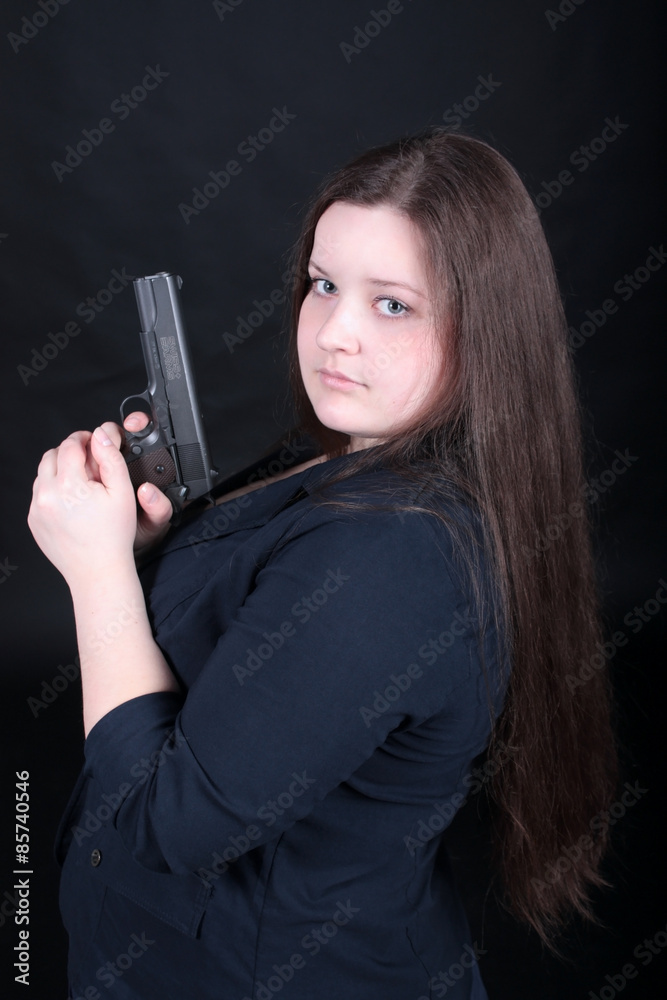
[123, 272, 218, 508]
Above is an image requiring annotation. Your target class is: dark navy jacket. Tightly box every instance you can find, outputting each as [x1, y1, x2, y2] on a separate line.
[56, 447, 508, 999]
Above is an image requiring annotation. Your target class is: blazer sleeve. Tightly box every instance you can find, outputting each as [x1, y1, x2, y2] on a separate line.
[83, 504, 498, 875]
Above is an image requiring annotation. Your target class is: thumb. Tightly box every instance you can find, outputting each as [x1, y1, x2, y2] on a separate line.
[136, 483, 173, 526]
[134, 483, 173, 553]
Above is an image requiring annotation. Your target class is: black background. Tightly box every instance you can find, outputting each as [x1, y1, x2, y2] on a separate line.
[1, 1, 665, 997]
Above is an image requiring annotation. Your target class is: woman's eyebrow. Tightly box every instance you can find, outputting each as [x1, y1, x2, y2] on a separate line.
[308, 260, 426, 298]
[367, 278, 427, 298]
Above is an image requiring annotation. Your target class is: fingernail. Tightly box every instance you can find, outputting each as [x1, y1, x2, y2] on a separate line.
[94, 426, 112, 446]
[139, 484, 159, 503]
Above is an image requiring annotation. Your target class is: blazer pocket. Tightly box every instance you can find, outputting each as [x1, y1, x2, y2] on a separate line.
[86, 821, 211, 938]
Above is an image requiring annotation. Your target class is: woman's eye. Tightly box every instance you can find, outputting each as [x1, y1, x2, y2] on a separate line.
[310, 278, 337, 295]
[377, 297, 408, 317]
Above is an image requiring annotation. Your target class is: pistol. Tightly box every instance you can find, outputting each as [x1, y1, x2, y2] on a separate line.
[121, 271, 218, 512]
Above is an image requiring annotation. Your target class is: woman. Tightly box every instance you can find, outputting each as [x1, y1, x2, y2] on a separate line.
[29, 129, 617, 999]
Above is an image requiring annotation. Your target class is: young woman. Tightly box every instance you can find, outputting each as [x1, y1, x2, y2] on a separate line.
[29, 129, 617, 999]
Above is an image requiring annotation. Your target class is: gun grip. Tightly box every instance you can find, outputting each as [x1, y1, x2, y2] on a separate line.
[126, 447, 177, 491]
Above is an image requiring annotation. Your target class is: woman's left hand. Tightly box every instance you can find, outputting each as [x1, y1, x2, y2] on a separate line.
[28, 423, 138, 589]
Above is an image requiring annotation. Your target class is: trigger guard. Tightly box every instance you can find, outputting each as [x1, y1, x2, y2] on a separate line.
[120, 395, 155, 441]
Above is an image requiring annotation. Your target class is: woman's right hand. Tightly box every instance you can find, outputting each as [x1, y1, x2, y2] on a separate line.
[116, 412, 174, 555]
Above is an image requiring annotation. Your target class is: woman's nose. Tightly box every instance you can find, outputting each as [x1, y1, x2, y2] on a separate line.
[315, 299, 361, 353]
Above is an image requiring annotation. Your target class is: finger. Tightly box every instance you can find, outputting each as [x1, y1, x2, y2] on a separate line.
[83, 442, 101, 483]
[98, 420, 124, 449]
[64, 430, 93, 446]
[89, 425, 129, 488]
[137, 482, 173, 525]
[60, 432, 93, 471]
[123, 411, 151, 432]
[51, 437, 100, 509]
[55, 435, 90, 479]
[32, 449, 58, 506]
[61, 430, 99, 480]
[35, 447, 58, 480]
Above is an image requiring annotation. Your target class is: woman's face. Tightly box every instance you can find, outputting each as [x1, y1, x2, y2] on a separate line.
[297, 202, 442, 452]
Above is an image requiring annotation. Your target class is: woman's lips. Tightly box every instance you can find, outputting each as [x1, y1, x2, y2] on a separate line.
[318, 368, 362, 390]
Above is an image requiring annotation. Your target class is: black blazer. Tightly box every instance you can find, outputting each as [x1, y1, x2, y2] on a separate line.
[56, 447, 507, 999]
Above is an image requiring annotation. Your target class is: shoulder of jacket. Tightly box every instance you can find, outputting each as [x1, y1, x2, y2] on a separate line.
[283, 473, 481, 564]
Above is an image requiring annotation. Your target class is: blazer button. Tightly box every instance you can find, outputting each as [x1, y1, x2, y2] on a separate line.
[90, 849, 102, 867]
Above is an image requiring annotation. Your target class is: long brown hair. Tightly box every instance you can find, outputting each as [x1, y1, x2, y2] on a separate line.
[285, 128, 618, 950]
